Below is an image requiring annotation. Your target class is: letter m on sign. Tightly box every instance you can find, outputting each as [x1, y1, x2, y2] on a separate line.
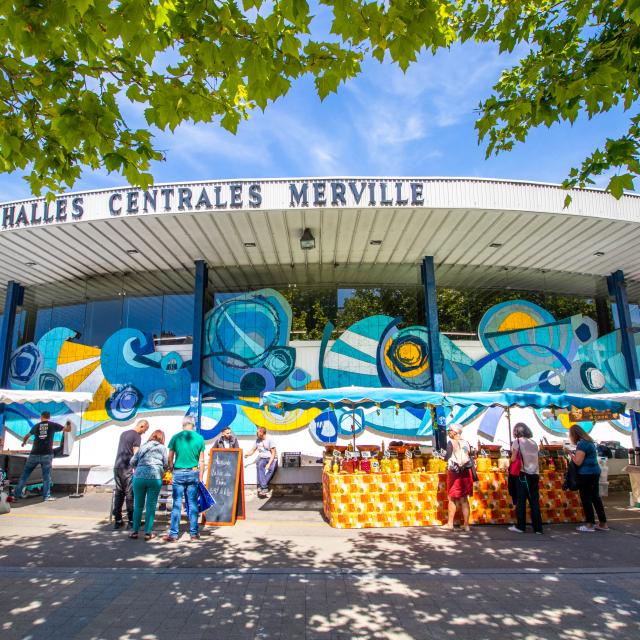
[289, 183, 308, 207]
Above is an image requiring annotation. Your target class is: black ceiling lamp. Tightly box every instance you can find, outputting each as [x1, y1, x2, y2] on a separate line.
[300, 228, 315, 250]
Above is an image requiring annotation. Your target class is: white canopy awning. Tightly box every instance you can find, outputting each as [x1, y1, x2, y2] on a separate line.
[0, 388, 93, 406]
[590, 392, 640, 413]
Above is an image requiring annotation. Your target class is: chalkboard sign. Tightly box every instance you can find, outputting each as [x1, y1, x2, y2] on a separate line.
[203, 448, 245, 526]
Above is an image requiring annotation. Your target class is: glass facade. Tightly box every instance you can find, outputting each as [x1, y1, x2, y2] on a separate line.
[32, 293, 194, 348]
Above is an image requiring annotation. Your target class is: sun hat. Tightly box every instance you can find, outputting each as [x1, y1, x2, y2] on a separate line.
[447, 424, 463, 435]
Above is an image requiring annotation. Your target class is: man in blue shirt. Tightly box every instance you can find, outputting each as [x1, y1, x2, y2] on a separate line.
[15, 411, 71, 501]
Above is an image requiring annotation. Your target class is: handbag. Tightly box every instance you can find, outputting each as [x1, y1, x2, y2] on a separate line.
[509, 438, 524, 476]
[197, 481, 216, 512]
[562, 460, 579, 491]
[470, 458, 479, 482]
[185, 481, 216, 516]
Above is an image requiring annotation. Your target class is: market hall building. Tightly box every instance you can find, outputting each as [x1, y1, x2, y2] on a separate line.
[0, 177, 639, 482]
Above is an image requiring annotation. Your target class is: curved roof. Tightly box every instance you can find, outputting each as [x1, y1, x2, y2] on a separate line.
[1, 177, 639, 302]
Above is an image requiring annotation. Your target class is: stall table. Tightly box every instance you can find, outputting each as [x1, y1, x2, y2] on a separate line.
[0, 451, 42, 486]
[322, 470, 583, 529]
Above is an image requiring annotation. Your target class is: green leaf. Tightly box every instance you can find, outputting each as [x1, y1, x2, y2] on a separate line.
[608, 174, 635, 199]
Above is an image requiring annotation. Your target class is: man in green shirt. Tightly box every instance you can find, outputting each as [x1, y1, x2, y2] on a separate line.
[164, 416, 205, 541]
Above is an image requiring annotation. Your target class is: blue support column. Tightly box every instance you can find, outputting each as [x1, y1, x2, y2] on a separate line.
[607, 269, 640, 445]
[421, 257, 447, 450]
[189, 260, 208, 434]
[0, 280, 25, 440]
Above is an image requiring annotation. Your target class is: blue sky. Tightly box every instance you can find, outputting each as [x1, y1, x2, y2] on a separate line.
[0, 38, 631, 202]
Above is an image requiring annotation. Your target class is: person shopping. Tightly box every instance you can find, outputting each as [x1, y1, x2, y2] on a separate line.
[566, 424, 608, 532]
[443, 424, 473, 532]
[164, 416, 206, 542]
[129, 430, 169, 541]
[508, 423, 543, 534]
[112, 419, 149, 529]
[245, 427, 277, 498]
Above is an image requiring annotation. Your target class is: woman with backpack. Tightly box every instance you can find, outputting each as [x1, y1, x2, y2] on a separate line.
[443, 424, 473, 532]
[566, 424, 608, 532]
[508, 423, 543, 535]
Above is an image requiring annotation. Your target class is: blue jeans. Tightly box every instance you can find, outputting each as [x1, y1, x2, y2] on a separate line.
[169, 470, 199, 537]
[257, 458, 277, 490]
[15, 454, 53, 499]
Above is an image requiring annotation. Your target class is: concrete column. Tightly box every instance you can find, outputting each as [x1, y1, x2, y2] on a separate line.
[0, 280, 25, 439]
[607, 270, 640, 445]
[421, 257, 447, 450]
[189, 260, 208, 433]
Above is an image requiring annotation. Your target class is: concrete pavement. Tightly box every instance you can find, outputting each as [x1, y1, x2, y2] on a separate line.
[1, 491, 639, 639]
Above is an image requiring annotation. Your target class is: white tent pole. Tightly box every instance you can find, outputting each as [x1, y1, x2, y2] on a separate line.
[70, 403, 84, 498]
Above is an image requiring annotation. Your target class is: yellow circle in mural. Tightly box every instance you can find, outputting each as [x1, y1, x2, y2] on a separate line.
[397, 342, 422, 366]
[498, 311, 539, 332]
[384, 339, 429, 379]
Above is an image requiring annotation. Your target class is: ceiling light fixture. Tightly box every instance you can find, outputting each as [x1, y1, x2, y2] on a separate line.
[300, 228, 315, 250]
[126, 249, 139, 255]
[489, 242, 503, 248]
[244, 242, 257, 248]
[25, 261, 36, 267]
[594, 251, 605, 257]
[370, 240, 383, 246]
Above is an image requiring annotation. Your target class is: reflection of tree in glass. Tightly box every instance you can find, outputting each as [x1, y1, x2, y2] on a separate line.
[280, 286, 602, 341]
[278, 288, 337, 340]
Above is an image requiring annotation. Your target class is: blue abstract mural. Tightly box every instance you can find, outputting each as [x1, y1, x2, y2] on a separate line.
[4, 292, 636, 445]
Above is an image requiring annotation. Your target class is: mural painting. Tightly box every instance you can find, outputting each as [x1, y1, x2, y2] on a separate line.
[4, 291, 636, 451]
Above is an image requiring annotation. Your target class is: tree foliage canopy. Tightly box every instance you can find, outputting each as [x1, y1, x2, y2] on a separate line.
[0, 1, 638, 197]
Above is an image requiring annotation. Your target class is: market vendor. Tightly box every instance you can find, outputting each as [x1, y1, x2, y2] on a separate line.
[245, 427, 277, 498]
[14, 411, 71, 501]
[212, 427, 240, 449]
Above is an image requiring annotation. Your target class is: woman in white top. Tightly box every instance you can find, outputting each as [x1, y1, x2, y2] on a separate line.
[443, 424, 474, 532]
[508, 422, 543, 534]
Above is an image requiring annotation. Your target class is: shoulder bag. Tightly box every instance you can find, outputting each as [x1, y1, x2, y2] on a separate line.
[563, 460, 579, 491]
[509, 438, 524, 476]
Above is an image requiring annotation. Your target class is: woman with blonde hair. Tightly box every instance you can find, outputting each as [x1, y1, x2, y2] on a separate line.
[129, 429, 169, 540]
[443, 424, 473, 531]
[565, 424, 608, 533]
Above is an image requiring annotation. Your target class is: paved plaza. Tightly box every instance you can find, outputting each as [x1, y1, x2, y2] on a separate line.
[1, 492, 639, 639]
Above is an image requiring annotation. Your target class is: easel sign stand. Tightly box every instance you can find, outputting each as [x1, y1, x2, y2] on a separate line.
[202, 448, 246, 526]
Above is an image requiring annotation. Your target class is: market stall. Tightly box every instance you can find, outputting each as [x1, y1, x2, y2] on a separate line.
[0, 388, 94, 500]
[264, 386, 628, 529]
[321, 444, 582, 528]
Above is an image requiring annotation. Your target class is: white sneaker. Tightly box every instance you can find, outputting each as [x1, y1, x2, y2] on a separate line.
[44, 496, 56, 502]
[576, 525, 595, 532]
[508, 525, 524, 533]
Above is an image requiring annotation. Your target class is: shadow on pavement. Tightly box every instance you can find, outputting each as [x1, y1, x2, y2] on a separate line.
[0, 493, 639, 639]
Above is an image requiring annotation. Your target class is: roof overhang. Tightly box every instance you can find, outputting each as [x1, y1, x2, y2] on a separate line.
[1, 177, 639, 305]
